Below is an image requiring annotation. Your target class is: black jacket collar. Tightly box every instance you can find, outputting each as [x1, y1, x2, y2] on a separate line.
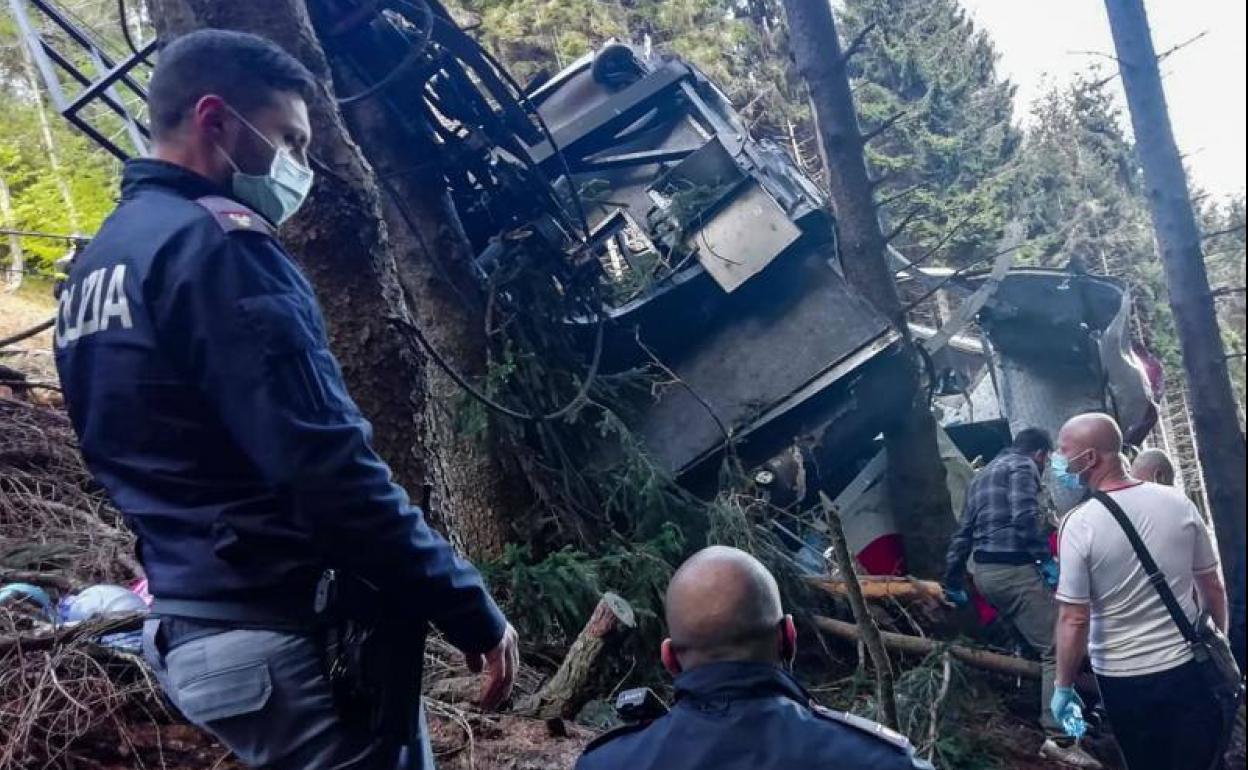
[673, 661, 809, 705]
[121, 158, 231, 202]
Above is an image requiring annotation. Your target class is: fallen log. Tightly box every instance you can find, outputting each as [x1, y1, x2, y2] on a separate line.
[808, 575, 945, 603]
[520, 592, 635, 720]
[0, 611, 146, 656]
[813, 615, 1041, 680]
[0, 317, 54, 350]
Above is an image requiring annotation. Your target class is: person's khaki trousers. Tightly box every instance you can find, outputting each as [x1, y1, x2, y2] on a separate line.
[974, 561, 1061, 735]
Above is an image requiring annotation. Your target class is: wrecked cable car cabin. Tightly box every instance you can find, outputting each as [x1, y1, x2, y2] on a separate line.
[12, 0, 1160, 577]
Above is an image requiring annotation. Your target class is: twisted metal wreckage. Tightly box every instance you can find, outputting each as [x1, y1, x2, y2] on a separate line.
[12, 0, 1161, 577]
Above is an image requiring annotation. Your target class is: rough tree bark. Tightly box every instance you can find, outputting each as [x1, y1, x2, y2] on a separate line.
[303, 6, 519, 557]
[147, 0, 513, 559]
[1103, 0, 1247, 667]
[520, 592, 635, 720]
[780, 0, 954, 578]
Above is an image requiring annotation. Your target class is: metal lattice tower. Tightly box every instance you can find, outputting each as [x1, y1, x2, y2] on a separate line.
[1153, 378, 1211, 516]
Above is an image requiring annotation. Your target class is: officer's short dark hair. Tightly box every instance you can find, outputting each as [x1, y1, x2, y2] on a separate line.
[1012, 427, 1053, 455]
[149, 29, 316, 139]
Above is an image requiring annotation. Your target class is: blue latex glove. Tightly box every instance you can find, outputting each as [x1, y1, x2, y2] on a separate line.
[1051, 686, 1086, 738]
[944, 587, 970, 607]
[1039, 558, 1060, 588]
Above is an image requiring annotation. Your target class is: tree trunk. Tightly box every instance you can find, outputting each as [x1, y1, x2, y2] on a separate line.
[0, 176, 22, 293]
[147, 0, 512, 559]
[302, 6, 518, 556]
[780, 0, 953, 578]
[1103, 0, 1247, 668]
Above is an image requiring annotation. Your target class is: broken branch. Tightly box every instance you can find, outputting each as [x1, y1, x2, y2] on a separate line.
[874, 183, 923, 210]
[520, 592, 635, 720]
[861, 111, 907, 144]
[883, 208, 923, 244]
[1202, 222, 1246, 241]
[820, 494, 898, 730]
[924, 652, 954, 761]
[841, 22, 878, 63]
[807, 575, 945, 603]
[812, 615, 1040, 679]
[0, 318, 54, 350]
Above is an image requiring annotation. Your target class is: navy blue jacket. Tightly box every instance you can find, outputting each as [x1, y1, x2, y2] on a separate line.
[54, 159, 505, 654]
[576, 662, 933, 770]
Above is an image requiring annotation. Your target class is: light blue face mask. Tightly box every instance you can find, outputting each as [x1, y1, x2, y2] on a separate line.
[1051, 449, 1091, 490]
[219, 105, 314, 226]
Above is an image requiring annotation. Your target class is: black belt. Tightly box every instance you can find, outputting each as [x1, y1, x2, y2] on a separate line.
[973, 550, 1040, 566]
[151, 596, 320, 631]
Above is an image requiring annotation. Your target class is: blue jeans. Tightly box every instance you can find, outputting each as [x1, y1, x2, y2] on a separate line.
[142, 619, 433, 769]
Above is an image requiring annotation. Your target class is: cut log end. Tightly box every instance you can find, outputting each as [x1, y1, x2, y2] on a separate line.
[522, 592, 636, 720]
[596, 592, 636, 631]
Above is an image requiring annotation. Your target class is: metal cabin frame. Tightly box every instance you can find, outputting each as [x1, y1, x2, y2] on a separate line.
[9, 0, 154, 162]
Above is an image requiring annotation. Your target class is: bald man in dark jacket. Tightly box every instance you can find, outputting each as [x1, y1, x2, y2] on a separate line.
[576, 546, 932, 770]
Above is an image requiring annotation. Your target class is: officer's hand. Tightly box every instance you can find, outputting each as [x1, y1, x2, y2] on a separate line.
[943, 586, 970, 607]
[466, 622, 519, 710]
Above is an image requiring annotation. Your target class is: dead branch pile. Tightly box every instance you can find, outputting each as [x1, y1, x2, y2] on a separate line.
[0, 392, 592, 769]
[0, 397, 140, 584]
[0, 631, 231, 770]
[0, 394, 238, 769]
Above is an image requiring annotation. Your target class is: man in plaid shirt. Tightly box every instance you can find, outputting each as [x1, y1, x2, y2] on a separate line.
[943, 428, 1102, 768]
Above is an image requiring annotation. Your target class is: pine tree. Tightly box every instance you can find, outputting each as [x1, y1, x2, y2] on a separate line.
[1103, 0, 1245, 664]
[1202, 195, 1246, 422]
[1011, 72, 1179, 362]
[838, 0, 1020, 266]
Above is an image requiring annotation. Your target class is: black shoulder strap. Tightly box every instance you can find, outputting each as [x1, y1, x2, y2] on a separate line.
[1091, 490, 1199, 643]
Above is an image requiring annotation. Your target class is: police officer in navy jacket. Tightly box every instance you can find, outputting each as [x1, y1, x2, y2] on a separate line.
[53, 29, 517, 769]
[576, 547, 933, 770]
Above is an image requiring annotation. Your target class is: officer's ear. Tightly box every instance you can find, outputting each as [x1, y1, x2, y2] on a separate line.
[192, 94, 236, 148]
[660, 638, 682, 676]
[778, 615, 797, 666]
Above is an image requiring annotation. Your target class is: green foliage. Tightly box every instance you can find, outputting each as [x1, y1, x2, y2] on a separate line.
[0, 96, 119, 271]
[483, 522, 684, 647]
[0, 5, 126, 275]
[819, 651, 1005, 769]
[1010, 70, 1182, 370]
[1202, 194, 1247, 417]
[451, 0, 804, 144]
[840, 0, 1021, 266]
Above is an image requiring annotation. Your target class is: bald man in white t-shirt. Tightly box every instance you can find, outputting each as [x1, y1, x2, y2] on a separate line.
[1051, 413, 1229, 770]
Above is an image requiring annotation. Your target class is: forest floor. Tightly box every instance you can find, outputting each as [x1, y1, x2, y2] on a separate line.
[1, 311, 1231, 770]
[0, 279, 58, 382]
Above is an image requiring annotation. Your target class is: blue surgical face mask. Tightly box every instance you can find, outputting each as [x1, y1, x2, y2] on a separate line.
[1051, 449, 1091, 490]
[218, 105, 313, 226]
